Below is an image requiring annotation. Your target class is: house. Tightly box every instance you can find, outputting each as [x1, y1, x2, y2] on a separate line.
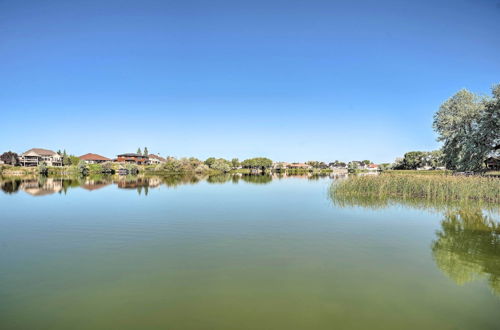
[116, 153, 149, 165]
[148, 154, 166, 165]
[79, 153, 111, 164]
[485, 157, 500, 170]
[272, 162, 290, 170]
[19, 148, 62, 167]
[287, 163, 312, 169]
[367, 164, 379, 171]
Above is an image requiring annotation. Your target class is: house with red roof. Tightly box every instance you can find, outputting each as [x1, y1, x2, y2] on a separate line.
[79, 153, 112, 164]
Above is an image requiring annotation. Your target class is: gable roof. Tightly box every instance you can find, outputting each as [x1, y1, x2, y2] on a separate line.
[148, 154, 166, 161]
[79, 153, 111, 161]
[21, 148, 58, 156]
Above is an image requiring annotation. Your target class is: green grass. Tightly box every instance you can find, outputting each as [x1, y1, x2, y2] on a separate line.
[330, 174, 500, 210]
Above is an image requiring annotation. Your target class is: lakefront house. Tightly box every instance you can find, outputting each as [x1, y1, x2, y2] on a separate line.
[116, 153, 149, 165]
[19, 148, 62, 167]
[147, 154, 166, 165]
[79, 153, 112, 164]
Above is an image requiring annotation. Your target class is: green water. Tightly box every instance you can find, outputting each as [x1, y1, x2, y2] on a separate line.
[1, 174, 499, 329]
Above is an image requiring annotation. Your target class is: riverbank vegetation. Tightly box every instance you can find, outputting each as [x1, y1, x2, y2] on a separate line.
[330, 174, 500, 210]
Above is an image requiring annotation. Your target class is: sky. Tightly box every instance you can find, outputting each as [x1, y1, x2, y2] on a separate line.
[1, 0, 499, 163]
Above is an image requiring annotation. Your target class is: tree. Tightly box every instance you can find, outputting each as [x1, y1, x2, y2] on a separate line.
[137, 148, 142, 156]
[240, 157, 273, 170]
[204, 157, 216, 167]
[433, 89, 485, 171]
[68, 155, 80, 166]
[144, 147, 149, 156]
[477, 84, 500, 158]
[210, 159, 231, 172]
[362, 160, 371, 165]
[402, 151, 426, 170]
[348, 161, 359, 170]
[77, 160, 89, 176]
[0, 151, 19, 165]
[231, 158, 240, 168]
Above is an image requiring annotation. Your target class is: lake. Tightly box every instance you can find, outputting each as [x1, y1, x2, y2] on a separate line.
[1, 174, 499, 329]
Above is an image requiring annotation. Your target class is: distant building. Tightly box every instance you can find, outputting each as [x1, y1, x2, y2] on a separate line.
[148, 154, 166, 165]
[19, 148, 62, 167]
[79, 153, 111, 164]
[287, 163, 312, 169]
[367, 164, 379, 171]
[116, 153, 149, 165]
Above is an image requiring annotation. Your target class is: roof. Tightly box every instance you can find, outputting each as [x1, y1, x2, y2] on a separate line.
[21, 148, 58, 156]
[117, 153, 148, 158]
[148, 154, 166, 161]
[368, 164, 378, 168]
[79, 153, 111, 161]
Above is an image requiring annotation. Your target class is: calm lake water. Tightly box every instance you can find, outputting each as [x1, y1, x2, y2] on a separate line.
[1, 174, 499, 329]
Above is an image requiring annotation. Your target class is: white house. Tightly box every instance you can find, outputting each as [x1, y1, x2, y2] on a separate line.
[19, 148, 62, 167]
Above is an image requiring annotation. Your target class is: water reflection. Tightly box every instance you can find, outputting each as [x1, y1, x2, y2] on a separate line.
[432, 208, 500, 296]
[329, 188, 500, 297]
[0, 173, 340, 196]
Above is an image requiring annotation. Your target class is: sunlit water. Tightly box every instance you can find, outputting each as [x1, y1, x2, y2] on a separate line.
[1, 174, 499, 329]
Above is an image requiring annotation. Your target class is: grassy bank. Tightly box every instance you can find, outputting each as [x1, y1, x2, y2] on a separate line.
[330, 174, 500, 207]
[383, 170, 452, 176]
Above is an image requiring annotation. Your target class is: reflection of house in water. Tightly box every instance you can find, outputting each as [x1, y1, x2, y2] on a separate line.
[20, 178, 64, 196]
[81, 179, 112, 191]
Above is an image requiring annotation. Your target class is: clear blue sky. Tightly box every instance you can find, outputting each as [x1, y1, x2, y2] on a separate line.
[1, 0, 499, 163]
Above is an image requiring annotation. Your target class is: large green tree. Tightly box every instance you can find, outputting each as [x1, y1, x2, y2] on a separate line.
[433, 88, 492, 171]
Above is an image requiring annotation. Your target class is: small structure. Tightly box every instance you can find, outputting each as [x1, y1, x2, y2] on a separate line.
[79, 153, 111, 164]
[19, 148, 62, 167]
[367, 164, 379, 172]
[485, 157, 500, 170]
[287, 163, 312, 169]
[148, 154, 166, 165]
[116, 153, 149, 165]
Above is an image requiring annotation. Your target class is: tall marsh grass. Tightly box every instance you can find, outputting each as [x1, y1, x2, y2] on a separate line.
[330, 174, 500, 210]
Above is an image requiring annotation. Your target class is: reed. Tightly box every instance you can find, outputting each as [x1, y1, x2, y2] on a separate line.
[330, 174, 500, 206]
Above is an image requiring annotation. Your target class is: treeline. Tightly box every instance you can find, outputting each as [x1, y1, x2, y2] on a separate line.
[154, 157, 273, 174]
[392, 151, 443, 170]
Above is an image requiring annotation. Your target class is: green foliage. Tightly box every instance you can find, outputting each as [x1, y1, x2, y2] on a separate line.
[37, 162, 48, 175]
[137, 148, 142, 156]
[101, 162, 114, 173]
[77, 160, 89, 176]
[433, 85, 500, 171]
[306, 161, 328, 169]
[144, 147, 148, 156]
[155, 157, 206, 174]
[330, 160, 346, 167]
[204, 157, 216, 167]
[67, 155, 80, 166]
[240, 157, 273, 169]
[210, 158, 231, 172]
[393, 150, 443, 170]
[231, 158, 240, 168]
[125, 163, 139, 174]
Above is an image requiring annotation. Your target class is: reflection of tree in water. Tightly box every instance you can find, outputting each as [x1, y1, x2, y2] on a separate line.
[207, 174, 232, 184]
[240, 174, 272, 185]
[432, 208, 500, 296]
[0, 178, 22, 194]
